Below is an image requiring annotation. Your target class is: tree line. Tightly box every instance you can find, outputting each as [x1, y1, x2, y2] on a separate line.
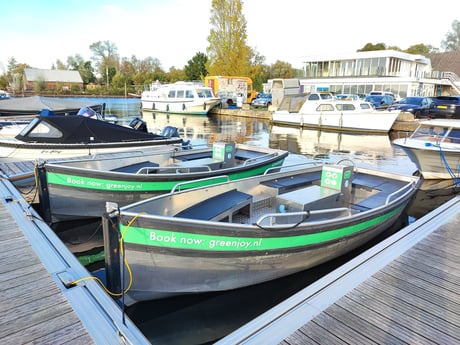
[1, 0, 459, 96]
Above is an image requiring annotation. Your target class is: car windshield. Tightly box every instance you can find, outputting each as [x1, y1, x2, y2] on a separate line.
[400, 97, 422, 105]
[365, 96, 382, 102]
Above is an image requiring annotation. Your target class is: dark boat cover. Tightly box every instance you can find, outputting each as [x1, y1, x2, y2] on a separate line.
[0, 96, 104, 116]
[15, 115, 176, 144]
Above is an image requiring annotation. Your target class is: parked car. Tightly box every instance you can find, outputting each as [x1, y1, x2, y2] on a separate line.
[364, 95, 395, 109]
[428, 96, 460, 119]
[335, 94, 360, 101]
[369, 91, 399, 100]
[251, 93, 272, 108]
[389, 96, 434, 118]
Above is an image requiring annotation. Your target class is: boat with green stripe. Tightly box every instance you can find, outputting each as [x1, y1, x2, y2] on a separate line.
[102, 161, 421, 305]
[36, 142, 288, 223]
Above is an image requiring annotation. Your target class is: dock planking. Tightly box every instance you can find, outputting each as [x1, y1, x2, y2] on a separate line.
[217, 196, 460, 345]
[0, 178, 150, 344]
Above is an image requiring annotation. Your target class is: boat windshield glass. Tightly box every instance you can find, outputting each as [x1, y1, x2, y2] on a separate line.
[412, 125, 447, 139]
[18, 118, 63, 138]
[446, 129, 460, 143]
[336, 104, 356, 111]
[197, 88, 214, 98]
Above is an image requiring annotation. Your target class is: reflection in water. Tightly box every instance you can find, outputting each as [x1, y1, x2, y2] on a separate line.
[407, 179, 460, 219]
[51, 101, 460, 345]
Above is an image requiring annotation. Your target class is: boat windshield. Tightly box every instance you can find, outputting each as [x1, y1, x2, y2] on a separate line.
[197, 88, 214, 98]
[17, 117, 63, 138]
[412, 125, 447, 139]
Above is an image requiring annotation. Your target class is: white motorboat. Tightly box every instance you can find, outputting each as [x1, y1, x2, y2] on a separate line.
[272, 94, 401, 133]
[141, 81, 220, 115]
[0, 115, 185, 162]
[393, 119, 460, 180]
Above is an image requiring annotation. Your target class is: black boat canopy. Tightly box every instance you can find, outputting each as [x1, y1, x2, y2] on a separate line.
[15, 115, 173, 144]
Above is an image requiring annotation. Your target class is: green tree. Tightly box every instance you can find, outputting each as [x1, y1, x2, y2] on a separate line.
[184, 52, 208, 81]
[206, 0, 251, 76]
[54, 59, 66, 70]
[441, 20, 460, 51]
[89, 40, 119, 81]
[405, 44, 436, 55]
[357, 43, 387, 52]
[269, 60, 296, 79]
[67, 54, 96, 85]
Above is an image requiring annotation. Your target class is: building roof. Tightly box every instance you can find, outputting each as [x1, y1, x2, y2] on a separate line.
[426, 52, 460, 76]
[24, 68, 83, 83]
[301, 50, 431, 65]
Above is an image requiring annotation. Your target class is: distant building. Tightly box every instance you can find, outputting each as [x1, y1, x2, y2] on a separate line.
[23, 68, 83, 92]
[297, 50, 460, 98]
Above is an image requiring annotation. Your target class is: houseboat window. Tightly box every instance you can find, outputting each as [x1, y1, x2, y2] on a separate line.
[316, 104, 334, 112]
[336, 104, 356, 111]
[186, 90, 194, 98]
[359, 103, 372, 110]
[168, 90, 176, 98]
[177, 90, 185, 98]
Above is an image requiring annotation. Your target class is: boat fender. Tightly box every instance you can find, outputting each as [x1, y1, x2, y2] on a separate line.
[182, 103, 186, 111]
[279, 204, 286, 213]
[166, 104, 170, 112]
[152, 103, 155, 110]
[203, 102, 206, 110]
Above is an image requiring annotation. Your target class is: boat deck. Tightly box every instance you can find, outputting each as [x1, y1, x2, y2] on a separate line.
[216, 195, 460, 344]
[0, 177, 150, 344]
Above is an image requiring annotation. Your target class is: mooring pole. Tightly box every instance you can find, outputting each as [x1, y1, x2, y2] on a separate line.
[102, 202, 122, 295]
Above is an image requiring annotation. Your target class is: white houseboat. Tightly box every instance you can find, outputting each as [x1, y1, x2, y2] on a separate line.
[141, 81, 220, 115]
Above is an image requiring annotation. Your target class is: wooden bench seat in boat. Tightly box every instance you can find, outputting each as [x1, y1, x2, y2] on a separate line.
[175, 189, 252, 222]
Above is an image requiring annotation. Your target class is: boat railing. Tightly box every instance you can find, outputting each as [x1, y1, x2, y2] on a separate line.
[136, 165, 213, 174]
[256, 207, 352, 227]
[82, 146, 179, 162]
[384, 180, 417, 205]
[241, 152, 279, 166]
[263, 160, 323, 175]
[170, 175, 230, 193]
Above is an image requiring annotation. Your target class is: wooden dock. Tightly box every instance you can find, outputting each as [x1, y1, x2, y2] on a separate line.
[0, 177, 150, 344]
[217, 196, 460, 344]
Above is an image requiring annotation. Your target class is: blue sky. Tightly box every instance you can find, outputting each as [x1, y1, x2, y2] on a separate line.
[2, 0, 459, 73]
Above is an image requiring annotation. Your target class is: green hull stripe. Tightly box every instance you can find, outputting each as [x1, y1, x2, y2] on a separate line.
[45, 160, 284, 192]
[121, 207, 402, 252]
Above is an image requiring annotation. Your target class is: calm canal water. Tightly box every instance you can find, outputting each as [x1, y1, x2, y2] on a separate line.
[66, 97, 459, 344]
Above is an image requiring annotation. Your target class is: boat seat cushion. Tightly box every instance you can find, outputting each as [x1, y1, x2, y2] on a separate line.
[175, 189, 252, 221]
[234, 149, 262, 160]
[261, 171, 322, 193]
